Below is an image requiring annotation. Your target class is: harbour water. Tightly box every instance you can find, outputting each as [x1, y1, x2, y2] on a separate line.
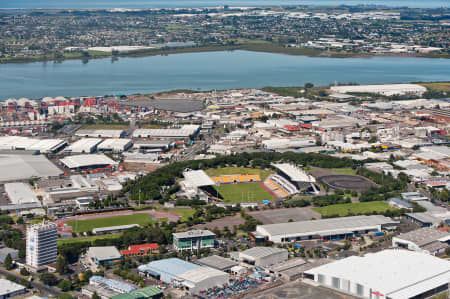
[1, 50, 449, 99]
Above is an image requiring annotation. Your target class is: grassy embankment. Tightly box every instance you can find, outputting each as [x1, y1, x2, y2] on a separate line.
[313, 201, 399, 217]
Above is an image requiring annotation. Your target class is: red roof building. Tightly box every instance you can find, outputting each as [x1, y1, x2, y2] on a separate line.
[121, 243, 159, 256]
[284, 125, 300, 131]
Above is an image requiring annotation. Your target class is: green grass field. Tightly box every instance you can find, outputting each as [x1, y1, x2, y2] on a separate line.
[58, 233, 121, 245]
[171, 208, 195, 221]
[205, 167, 274, 180]
[66, 213, 157, 233]
[329, 168, 357, 175]
[213, 183, 275, 203]
[313, 201, 398, 217]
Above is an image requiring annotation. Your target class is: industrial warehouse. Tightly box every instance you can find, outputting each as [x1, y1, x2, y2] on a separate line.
[305, 249, 450, 299]
[254, 215, 397, 243]
[239, 247, 288, 267]
[138, 258, 228, 295]
[60, 154, 119, 169]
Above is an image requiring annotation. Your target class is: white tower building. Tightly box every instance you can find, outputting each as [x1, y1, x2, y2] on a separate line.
[26, 222, 58, 270]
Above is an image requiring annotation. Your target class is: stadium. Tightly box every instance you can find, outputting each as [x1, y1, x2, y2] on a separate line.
[180, 163, 319, 202]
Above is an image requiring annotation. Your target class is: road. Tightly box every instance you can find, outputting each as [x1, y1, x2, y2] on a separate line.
[0, 268, 61, 297]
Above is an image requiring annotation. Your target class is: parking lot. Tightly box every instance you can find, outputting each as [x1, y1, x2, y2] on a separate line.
[249, 207, 321, 224]
[198, 277, 264, 299]
[247, 281, 356, 299]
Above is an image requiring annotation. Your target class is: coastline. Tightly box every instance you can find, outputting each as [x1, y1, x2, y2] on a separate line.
[1, 43, 449, 65]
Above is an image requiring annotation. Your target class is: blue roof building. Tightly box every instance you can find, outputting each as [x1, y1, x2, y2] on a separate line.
[138, 258, 200, 283]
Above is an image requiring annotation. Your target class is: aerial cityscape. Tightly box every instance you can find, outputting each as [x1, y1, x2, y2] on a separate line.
[0, 1, 449, 299]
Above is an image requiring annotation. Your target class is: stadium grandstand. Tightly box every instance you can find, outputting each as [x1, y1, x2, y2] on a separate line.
[263, 163, 318, 199]
[179, 169, 215, 199]
[210, 174, 261, 184]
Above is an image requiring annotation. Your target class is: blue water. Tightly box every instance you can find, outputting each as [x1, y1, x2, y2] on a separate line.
[0, 0, 448, 9]
[1, 51, 449, 99]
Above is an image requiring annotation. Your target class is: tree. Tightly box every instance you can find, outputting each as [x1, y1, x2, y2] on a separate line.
[39, 272, 57, 286]
[56, 255, 69, 274]
[92, 292, 100, 299]
[20, 268, 30, 276]
[304, 82, 314, 89]
[58, 280, 72, 292]
[4, 253, 13, 270]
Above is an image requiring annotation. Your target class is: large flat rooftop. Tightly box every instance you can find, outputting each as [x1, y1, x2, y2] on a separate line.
[0, 154, 62, 183]
[257, 215, 396, 238]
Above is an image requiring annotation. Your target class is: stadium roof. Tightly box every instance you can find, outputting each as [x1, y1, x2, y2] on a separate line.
[64, 138, 102, 153]
[92, 224, 139, 234]
[0, 154, 63, 183]
[305, 249, 450, 299]
[257, 215, 396, 238]
[60, 154, 118, 169]
[272, 163, 315, 183]
[196, 255, 238, 271]
[111, 286, 163, 299]
[240, 247, 287, 258]
[182, 170, 214, 187]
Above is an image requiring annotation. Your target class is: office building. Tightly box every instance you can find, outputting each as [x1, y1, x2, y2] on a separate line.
[26, 222, 58, 270]
[172, 230, 215, 251]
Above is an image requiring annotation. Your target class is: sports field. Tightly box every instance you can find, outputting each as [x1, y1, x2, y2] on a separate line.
[213, 182, 275, 203]
[329, 168, 357, 175]
[66, 213, 157, 233]
[205, 167, 274, 180]
[312, 201, 398, 217]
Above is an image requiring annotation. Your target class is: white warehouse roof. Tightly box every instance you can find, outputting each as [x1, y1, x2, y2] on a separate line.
[76, 129, 124, 138]
[272, 163, 315, 183]
[0, 154, 63, 183]
[98, 138, 133, 152]
[183, 170, 214, 187]
[87, 246, 122, 261]
[64, 138, 102, 153]
[133, 125, 200, 138]
[256, 215, 396, 240]
[0, 278, 26, 297]
[240, 247, 287, 258]
[305, 249, 450, 299]
[4, 182, 38, 204]
[0, 136, 66, 153]
[330, 84, 426, 96]
[60, 154, 118, 169]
